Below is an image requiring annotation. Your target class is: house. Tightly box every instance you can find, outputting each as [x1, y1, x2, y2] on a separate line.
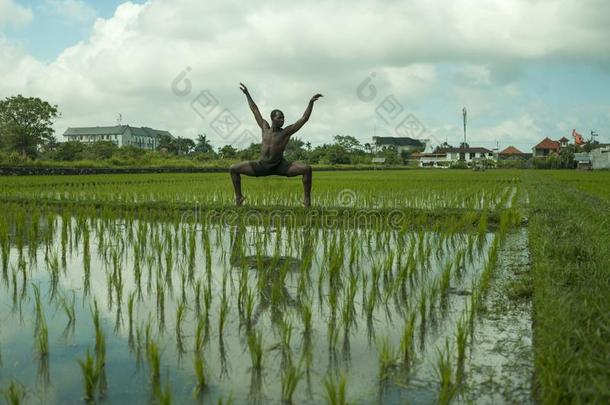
[437, 147, 494, 162]
[63, 125, 173, 150]
[591, 146, 610, 169]
[411, 151, 448, 167]
[372, 137, 425, 154]
[412, 146, 494, 167]
[532, 137, 561, 157]
[498, 146, 531, 160]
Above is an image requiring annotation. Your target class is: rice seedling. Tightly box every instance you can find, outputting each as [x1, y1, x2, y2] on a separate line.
[324, 373, 347, 405]
[175, 301, 186, 341]
[455, 316, 468, 384]
[400, 311, 417, 369]
[218, 294, 230, 340]
[435, 339, 457, 405]
[156, 376, 173, 405]
[247, 329, 264, 372]
[193, 352, 207, 396]
[147, 339, 162, 390]
[377, 335, 398, 382]
[281, 363, 304, 404]
[78, 350, 100, 403]
[2, 380, 27, 405]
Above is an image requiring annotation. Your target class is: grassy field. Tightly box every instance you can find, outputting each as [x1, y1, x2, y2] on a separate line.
[0, 169, 607, 403]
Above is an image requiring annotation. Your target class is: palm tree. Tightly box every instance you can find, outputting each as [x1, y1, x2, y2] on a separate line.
[195, 134, 214, 154]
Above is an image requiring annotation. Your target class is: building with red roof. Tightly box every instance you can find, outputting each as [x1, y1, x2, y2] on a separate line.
[498, 146, 531, 160]
[533, 137, 562, 157]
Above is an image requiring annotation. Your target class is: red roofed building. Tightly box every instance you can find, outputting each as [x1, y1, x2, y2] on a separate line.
[498, 146, 530, 160]
[533, 137, 561, 157]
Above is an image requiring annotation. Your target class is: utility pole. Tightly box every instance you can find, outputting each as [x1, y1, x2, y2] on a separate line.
[462, 107, 467, 147]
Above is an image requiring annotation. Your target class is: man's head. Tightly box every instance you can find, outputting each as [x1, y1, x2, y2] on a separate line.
[270, 109, 284, 129]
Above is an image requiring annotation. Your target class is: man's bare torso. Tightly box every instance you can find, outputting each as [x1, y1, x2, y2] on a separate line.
[260, 122, 290, 165]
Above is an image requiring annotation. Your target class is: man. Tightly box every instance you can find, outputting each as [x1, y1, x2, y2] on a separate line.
[229, 83, 322, 207]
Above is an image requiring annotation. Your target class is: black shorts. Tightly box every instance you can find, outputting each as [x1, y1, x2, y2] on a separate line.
[250, 159, 292, 177]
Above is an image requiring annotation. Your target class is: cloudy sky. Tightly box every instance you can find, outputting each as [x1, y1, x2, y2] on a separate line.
[1, 0, 609, 151]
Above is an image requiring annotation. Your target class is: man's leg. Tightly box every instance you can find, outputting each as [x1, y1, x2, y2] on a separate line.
[229, 162, 257, 206]
[284, 162, 313, 207]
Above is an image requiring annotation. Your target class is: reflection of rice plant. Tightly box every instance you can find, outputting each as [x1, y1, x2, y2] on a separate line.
[2, 380, 27, 405]
[324, 373, 347, 405]
[281, 363, 304, 404]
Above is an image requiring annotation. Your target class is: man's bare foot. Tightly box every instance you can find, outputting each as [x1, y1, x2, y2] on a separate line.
[236, 196, 246, 206]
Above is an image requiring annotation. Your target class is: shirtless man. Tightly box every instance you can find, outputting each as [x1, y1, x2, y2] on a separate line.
[229, 83, 323, 207]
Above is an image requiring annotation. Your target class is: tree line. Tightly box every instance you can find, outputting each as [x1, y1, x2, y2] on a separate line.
[0, 95, 409, 166]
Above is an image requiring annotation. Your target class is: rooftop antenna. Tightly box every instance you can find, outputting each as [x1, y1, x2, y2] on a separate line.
[591, 130, 598, 142]
[117, 113, 123, 126]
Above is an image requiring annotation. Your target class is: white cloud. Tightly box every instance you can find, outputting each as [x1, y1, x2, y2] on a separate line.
[0, 0, 33, 27]
[2, 0, 610, 150]
[40, 0, 97, 24]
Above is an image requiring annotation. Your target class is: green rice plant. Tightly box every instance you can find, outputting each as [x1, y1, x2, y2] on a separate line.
[300, 300, 312, 336]
[33, 307, 49, 357]
[193, 352, 207, 396]
[455, 316, 468, 383]
[175, 301, 186, 340]
[147, 339, 161, 389]
[439, 261, 452, 307]
[2, 380, 27, 405]
[418, 291, 427, 329]
[78, 350, 100, 403]
[127, 290, 136, 342]
[156, 376, 173, 405]
[324, 373, 347, 405]
[194, 314, 207, 353]
[281, 363, 304, 404]
[400, 311, 417, 369]
[247, 329, 263, 371]
[377, 336, 398, 382]
[218, 294, 230, 339]
[435, 339, 457, 405]
[60, 291, 76, 327]
[244, 289, 256, 330]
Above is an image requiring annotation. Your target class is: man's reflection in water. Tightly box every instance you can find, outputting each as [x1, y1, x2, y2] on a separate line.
[229, 225, 314, 327]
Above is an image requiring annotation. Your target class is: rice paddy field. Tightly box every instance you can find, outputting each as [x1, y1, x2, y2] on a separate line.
[0, 169, 608, 404]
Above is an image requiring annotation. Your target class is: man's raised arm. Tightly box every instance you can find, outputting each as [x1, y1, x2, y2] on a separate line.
[284, 94, 323, 137]
[239, 83, 267, 129]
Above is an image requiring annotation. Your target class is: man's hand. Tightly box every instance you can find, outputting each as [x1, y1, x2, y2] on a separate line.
[239, 83, 250, 96]
[310, 94, 323, 103]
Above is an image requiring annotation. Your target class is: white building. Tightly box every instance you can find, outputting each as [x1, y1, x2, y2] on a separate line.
[413, 146, 494, 167]
[63, 126, 173, 150]
[591, 146, 610, 169]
